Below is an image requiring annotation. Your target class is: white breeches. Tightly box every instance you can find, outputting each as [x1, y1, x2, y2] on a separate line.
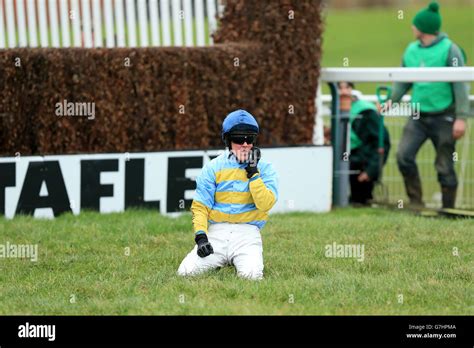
[177, 223, 264, 280]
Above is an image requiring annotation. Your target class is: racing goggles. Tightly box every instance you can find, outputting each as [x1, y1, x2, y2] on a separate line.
[229, 133, 257, 145]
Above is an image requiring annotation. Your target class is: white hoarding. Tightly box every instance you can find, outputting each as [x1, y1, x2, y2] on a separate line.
[0, 146, 332, 219]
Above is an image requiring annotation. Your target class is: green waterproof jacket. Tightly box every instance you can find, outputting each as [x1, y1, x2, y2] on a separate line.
[350, 99, 391, 181]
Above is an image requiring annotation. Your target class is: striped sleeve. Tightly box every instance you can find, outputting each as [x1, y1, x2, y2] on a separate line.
[248, 162, 278, 212]
[191, 163, 216, 234]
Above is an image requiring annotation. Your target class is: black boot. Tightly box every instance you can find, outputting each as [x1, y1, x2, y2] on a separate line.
[441, 186, 457, 209]
[403, 174, 424, 208]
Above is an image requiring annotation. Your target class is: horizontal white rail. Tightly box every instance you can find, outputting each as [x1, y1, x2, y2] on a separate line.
[320, 94, 474, 103]
[321, 67, 474, 82]
[313, 70, 474, 145]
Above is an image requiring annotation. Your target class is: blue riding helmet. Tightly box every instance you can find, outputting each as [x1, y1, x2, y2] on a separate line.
[221, 109, 259, 142]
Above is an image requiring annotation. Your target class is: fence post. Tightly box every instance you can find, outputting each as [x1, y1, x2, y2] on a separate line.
[206, 0, 218, 43]
[149, 0, 161, 46]
[171, 0, 183, 46]
[183, 0, 193, 46]
[26, 0, 38, 47]
[0, 1, 6, 48]
[114, 0, 127, 47]
[70, 0, 82, 47]
[329, 82, 350, 207]
[80, 0, 93, 48]
[16, 0, 27, 47]
[138, 0, 149, 47]
[5, 0, 16, 47]
[195, 0, 205, 45]
[161, 0, 172, 46]
[313, 81, 324, 145]
[125, 0, 137, 47]
[59, 0, 71, 47]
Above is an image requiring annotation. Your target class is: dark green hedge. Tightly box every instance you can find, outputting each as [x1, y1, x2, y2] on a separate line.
[0, 0, 323, 155]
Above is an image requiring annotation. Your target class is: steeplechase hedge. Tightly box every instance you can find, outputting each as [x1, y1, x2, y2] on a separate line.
[0, 0, 323, 155]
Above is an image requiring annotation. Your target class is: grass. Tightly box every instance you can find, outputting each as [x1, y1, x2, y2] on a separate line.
[0, 208, 472, 315]
[1, 5, 472, 316]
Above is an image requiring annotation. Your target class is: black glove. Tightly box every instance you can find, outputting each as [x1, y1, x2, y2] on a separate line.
[245, 147, 261, 179]
[195, 233, 214, 258]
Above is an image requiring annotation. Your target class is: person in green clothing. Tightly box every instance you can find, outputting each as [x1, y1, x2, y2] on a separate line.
[385, 1, 470, 209]
[339, 82, 391, 205]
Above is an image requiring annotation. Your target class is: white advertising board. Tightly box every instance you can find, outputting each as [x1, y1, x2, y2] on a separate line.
[0, 146, 332, 219]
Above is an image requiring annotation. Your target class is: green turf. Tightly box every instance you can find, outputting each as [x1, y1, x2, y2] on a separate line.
[0, 209, 472, 315]
[321, 4, 474, 94]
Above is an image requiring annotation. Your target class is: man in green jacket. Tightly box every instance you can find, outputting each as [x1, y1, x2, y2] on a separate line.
[387, 2, 470, 209]
[339, 82, 391, 205]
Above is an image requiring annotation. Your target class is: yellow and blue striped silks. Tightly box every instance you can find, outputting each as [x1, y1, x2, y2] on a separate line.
[191, 152, 278, 234]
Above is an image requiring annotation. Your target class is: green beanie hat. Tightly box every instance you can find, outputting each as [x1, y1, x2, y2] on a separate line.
[413, 2, 441, 34]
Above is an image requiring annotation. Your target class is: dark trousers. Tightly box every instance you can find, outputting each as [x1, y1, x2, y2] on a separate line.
[397, 114, 458, 188]
[350, 160, 374, 204]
